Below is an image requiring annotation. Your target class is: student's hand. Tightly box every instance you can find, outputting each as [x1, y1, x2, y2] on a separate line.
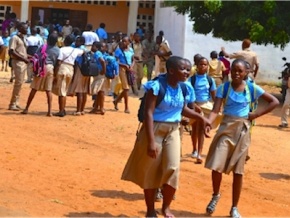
[24, 58, 30, 64]
[194, 105, 202, 114]
[202, 117, 212, 138]
[147, 141, 158, 159]
[221, 46, 225, 51]
[248, 112, 258, 121]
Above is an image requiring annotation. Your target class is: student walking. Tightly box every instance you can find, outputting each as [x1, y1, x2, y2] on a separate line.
[204, 59, 279, 218]
[122, 56, 211, 218]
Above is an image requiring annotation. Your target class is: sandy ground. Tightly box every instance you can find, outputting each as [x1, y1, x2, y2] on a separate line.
[0, 69, 289, 217]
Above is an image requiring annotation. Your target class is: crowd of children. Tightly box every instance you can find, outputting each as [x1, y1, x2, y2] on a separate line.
[0, 12, 283, 218]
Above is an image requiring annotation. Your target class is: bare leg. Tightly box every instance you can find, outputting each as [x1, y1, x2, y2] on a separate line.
[76, 93, 82, 112]
[232, 173, 243, 207]
[196, 121, 205, 163]
[206, 170, 222, 214]
[162, 184, 176, 218]
[144, 189, 157, 217]
[191, 123, 197, 155]
[22, 88, 37, 114]
[81, 93, 87, 113]
[45, 90, 52, 116]
[123, 89, 130, 113]
[99, 91, 105, 115]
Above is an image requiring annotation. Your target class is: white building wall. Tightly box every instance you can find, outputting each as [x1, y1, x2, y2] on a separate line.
[155, 3, 290, 84]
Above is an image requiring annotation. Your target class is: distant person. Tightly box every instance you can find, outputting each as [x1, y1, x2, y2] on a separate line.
[8, 22, 29, 111]
[278, 75, 290, 128]
[61, 19, 73, 38]
[132, 32, 144, 90]
[208, 51, 225, 87]
[82, 24, 99, 51]
[21, 33, 60, 116]
[154, 35, 172, 74]
[142, 32, 156, 81]
[190, 53, 202, 77]
[218, 51, 230, 82]
[96, 22, 108, 42]
[0, 30, 10, 72]
[222, 38, 259, 80]
[158, 30, 170, 48]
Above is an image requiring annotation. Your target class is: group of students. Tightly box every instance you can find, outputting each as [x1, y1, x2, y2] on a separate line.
[121, 55, 279, 218]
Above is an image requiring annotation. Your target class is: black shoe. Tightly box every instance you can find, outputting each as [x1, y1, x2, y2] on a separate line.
[278, 123, 288, 128]
[53, 111, 66, 117]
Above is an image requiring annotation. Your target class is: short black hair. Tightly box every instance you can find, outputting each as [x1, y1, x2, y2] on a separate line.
[100, 23, 105, 28]
[47, 33, 58, 46]
[92, 41, 102, 49]
[166, 56, 184, 72]
[210, 51, 218, 59]
[64, 35, 75, 46]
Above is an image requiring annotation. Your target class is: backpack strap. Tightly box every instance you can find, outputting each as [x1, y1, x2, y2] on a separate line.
[180, 82, 187, 99]
[156, 75, 167, 107]
[190, 74, 196, 88]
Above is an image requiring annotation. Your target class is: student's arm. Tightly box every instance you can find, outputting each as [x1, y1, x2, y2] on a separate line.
[144, 89, 158, 159]
[210, 90, 216, 102]
[99, 57, 106, 75]
[248, 92, 279, 121]
[182, 105, 211, 137]
[53, 60, 61, 78]
[253, 57, 259, 78]
[207, 97, 223, 124]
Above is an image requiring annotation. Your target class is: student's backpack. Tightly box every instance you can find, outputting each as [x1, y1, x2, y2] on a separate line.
[190, 74, 213, 91]
[104, 55, 119, 79]
[137, 74, 187, 123]
[221, 81, 257, 112]
[30, 44, 47, 77]
[79, 51, 100, 77]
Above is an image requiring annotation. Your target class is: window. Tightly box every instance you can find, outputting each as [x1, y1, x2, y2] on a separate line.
[42, 0, 117, 6]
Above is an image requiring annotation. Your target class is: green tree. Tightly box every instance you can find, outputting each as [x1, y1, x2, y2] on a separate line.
[166, 0, 290, 49]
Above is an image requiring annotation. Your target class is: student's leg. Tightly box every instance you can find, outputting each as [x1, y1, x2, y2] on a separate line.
[76, 93, 82, 113]
[144, 189, 157, 217]
[46, 90, 53, 116]
[99, 91, 105, 115]
[196, 121, 205, 163]
[5, 60, 8, 72]
[123, 89, 130, 113]
[81, 93, 87, 114]
[54, 96, 66, 117]
[206, 170, 222, 214]
[232, 173, 243, 207]
[190, 122, 198, 157]
[161, 184, 175, 217]
[1, 60, 4, 71]
[22, 88, 37, 114]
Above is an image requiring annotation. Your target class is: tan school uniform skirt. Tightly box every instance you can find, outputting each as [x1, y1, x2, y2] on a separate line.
[121, 122, 181, 189]
[91, 74, 106, 95]
[31, 64, 54, 91]
[119, 67, 130, 90]
[67, 65, 90, 96]
[205, 115, 251, 175]
[0, 47, 9, 61]
[52, 62, 74, 96]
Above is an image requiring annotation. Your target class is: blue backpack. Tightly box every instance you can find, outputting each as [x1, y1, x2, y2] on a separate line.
[104, 54, 119, 79]
[137, 74, 187, 123]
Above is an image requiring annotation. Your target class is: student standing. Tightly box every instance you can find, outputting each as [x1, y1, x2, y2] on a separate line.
[204, 59, 279, 218]
[113, 36, 134, 113]
[278, 75, 290, 128]
[132, 32, 144, 91]
[0, 30, 10, 72]
[21, 33, 60, 116]
[142, 32, 156, 81]
[8, 22, 29, 111]
[122, 56, 211, 218]
[52, 35, 84, 117]
[189, 57, 216, 163]
[208, 51, 225, 87]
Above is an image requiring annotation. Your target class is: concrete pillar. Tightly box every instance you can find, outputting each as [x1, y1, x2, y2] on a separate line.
[20, 0, 29, 22]
[127, 1, 139, 36]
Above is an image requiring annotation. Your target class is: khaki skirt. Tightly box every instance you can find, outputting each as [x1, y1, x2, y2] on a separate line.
[205, 115, 251, 175]
[30, 64, 54, 91]
[67, 65, 90, 96]
[52, 62, 74, 96]
[121, 122, 181, 189]
[91, 74, 106, 95]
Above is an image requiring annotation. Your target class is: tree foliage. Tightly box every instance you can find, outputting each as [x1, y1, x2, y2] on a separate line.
[165, 0, 290, 49]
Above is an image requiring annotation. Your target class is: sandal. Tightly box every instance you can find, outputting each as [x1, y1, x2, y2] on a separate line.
[73, 111, 82, 116]
[196, 155, 203, 164]
[206, 193, 221, 215]
[100, 109, 105, 115]
[124, 109, 130, 114]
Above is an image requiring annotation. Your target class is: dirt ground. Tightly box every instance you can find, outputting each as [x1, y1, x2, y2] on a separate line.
[0, 69, 289, 217]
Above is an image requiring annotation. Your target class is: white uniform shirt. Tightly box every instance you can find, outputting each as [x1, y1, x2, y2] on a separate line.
[58, 46, 83, 65]
[0, 36, 4, 46]
[82, 31, 99, 45]
[26, 35, 42, 46]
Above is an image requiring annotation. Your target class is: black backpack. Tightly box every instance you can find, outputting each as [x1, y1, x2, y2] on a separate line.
[79, 51, 100, 77]
[137, 74, 187, 123]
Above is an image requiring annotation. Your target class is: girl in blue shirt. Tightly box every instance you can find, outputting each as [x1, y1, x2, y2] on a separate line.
[122, 56, 211, 218]
[113, 36, 135, 113]
[189, 57, 217, 163]
[0, 30, 10, 72]
[204, 59, 279, 218]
